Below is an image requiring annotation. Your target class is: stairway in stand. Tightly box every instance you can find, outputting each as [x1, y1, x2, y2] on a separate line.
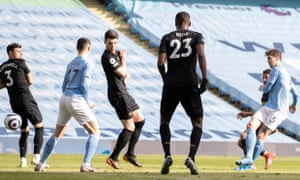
[79, 0, 158, 56]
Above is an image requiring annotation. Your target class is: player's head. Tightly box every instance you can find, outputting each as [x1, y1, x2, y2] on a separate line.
[262, 68, 271, 85]
[7, 43, 22, 59]
[104, 29, 119, 53]
[265, 49, 282, 67]
[175, 11, 191, 30]
[76, 37, 91, 54]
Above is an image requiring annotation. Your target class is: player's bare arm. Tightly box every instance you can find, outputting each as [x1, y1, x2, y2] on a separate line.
[237, 111, 254, 119]
[26, 72, 33, 85]
[88, 102, 96, 109]
[114, 63, 130, 84]
[157, 53, 167, 83]
[0, 80, 5, 89]
[197, 44, 207, 79]
[289, 105, 296, 114]
[196, 43, 208, 94]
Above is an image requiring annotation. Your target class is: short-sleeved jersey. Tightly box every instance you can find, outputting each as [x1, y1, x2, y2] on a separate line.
[101, 50, 127, 97]
[263, 65, 298, 112]
[62, 55, 92, 102]
[159, 30, 204, 88]
[0, 59, 31, 97]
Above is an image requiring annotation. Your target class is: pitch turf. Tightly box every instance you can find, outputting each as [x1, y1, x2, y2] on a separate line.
[0, 154, 300, 180]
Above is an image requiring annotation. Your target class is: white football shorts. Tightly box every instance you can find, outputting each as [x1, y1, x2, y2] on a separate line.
[56, 95, 95, 126]
[253, 106, 287, 131]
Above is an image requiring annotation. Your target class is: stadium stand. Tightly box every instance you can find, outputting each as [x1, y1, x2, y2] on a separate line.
[106, 0, 300, 141]
[0, 0, 298, 156]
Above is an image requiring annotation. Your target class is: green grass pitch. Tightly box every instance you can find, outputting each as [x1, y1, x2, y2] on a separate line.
[0, 154, 300, 180]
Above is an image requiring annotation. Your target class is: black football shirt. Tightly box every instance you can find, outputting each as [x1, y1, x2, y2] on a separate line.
[0, 59, 31, 97]
[101, 50, 128, 97]
[159, 30, 204, 88]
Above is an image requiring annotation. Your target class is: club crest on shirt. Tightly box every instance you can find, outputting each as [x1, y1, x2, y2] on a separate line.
[109, 57, 119, 68]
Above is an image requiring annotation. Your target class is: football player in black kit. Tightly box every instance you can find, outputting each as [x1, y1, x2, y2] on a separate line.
[0, 43, 44, 168]
[157, 11, 208, 175]
[101, 29, 145, 169]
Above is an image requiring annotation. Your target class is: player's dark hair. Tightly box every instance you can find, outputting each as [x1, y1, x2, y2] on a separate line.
[76, 37, 91, 51]
[6, 43, 22, 55]
[104, 29, 119, 41]
[263, 69, 271, 75]
[265, 49, 282, 60]
[175, 11, 190, 27]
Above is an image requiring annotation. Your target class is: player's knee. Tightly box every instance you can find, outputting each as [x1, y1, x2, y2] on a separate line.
[125, 125, 135, 132]
[91, 129, 100, 136]
[257, 133, 266, 140]
[21, 126, 29, 132]
[34, 122, 43, 128]
[246, 122, 253, 129]
[191, 117, 202, 127]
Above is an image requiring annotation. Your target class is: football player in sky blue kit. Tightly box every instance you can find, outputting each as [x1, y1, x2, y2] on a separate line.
[34, 38, 100, 172]
[236, 49, 298, 168]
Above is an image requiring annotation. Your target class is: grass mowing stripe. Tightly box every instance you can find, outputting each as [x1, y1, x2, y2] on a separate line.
[0, 154, 299, 180]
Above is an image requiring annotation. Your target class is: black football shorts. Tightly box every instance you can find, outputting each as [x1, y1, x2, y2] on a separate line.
[109, 94, 139, 120]
[160, 86, 203, 119]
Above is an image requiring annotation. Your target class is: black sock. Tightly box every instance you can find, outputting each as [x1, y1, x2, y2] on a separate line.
[160, 124, 171, 158]
[110, 129, 133, 161]
[19, 131, 29, 158]
[127, 121, 145, 157]
[34, 127, 44, 154]
[189, 126, 202, 161]
[241, 139, 246, 156]
[260, 150, 266, 156]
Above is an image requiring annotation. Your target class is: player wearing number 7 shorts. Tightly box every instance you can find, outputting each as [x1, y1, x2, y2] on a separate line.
[34, 38, 100, 172]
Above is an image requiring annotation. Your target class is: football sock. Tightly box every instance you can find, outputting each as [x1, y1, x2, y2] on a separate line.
[245, 128, 256, 159]
[127, 120, 145, 157]
[160, 124, 171, 158]
[21, 157, 27, 163]
[260, 150, 266, 156]
[253, 139, 264, 161]
[240, 139, 247, 156]
[19, 131, 29, 158]
[40, 136, 58, 164]
[110, 129, 133, 161]
[34, 127, 44, 154]
[83, 134, 99, 164]
[188, 126, 202, 161]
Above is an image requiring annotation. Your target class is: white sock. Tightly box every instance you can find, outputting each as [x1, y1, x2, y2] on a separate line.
[21, 157, 27, 163]
[82, 162, 90, 167]
[33, 154, 40, 160]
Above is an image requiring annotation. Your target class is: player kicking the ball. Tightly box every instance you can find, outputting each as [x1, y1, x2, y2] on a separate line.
[235, 49, 298, 170]
[236, 69, 276, 170]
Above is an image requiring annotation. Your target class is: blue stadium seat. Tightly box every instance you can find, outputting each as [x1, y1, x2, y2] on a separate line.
[0, 0, 298, 154]
[111, 0, 300, 140]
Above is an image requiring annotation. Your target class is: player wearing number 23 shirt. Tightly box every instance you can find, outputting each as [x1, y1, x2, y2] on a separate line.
[157, 11, 208, 175]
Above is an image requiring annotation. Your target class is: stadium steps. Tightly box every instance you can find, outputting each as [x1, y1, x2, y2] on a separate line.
[80, 0, 250, 112]
[98, 1, 300, 141]
[79, 1, 300, 142]
[79, 0, 158, 56]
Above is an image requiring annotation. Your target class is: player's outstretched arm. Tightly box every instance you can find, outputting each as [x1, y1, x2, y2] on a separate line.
[0, 79, 5, 89]
[237, 111, 254, 119]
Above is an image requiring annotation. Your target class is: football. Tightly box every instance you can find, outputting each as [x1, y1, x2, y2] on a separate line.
[4, 113, 22, 130]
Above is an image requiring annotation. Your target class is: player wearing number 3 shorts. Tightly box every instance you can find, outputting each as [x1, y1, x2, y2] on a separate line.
[0, 43, 44, 168]
[157, 11, 208, 175]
